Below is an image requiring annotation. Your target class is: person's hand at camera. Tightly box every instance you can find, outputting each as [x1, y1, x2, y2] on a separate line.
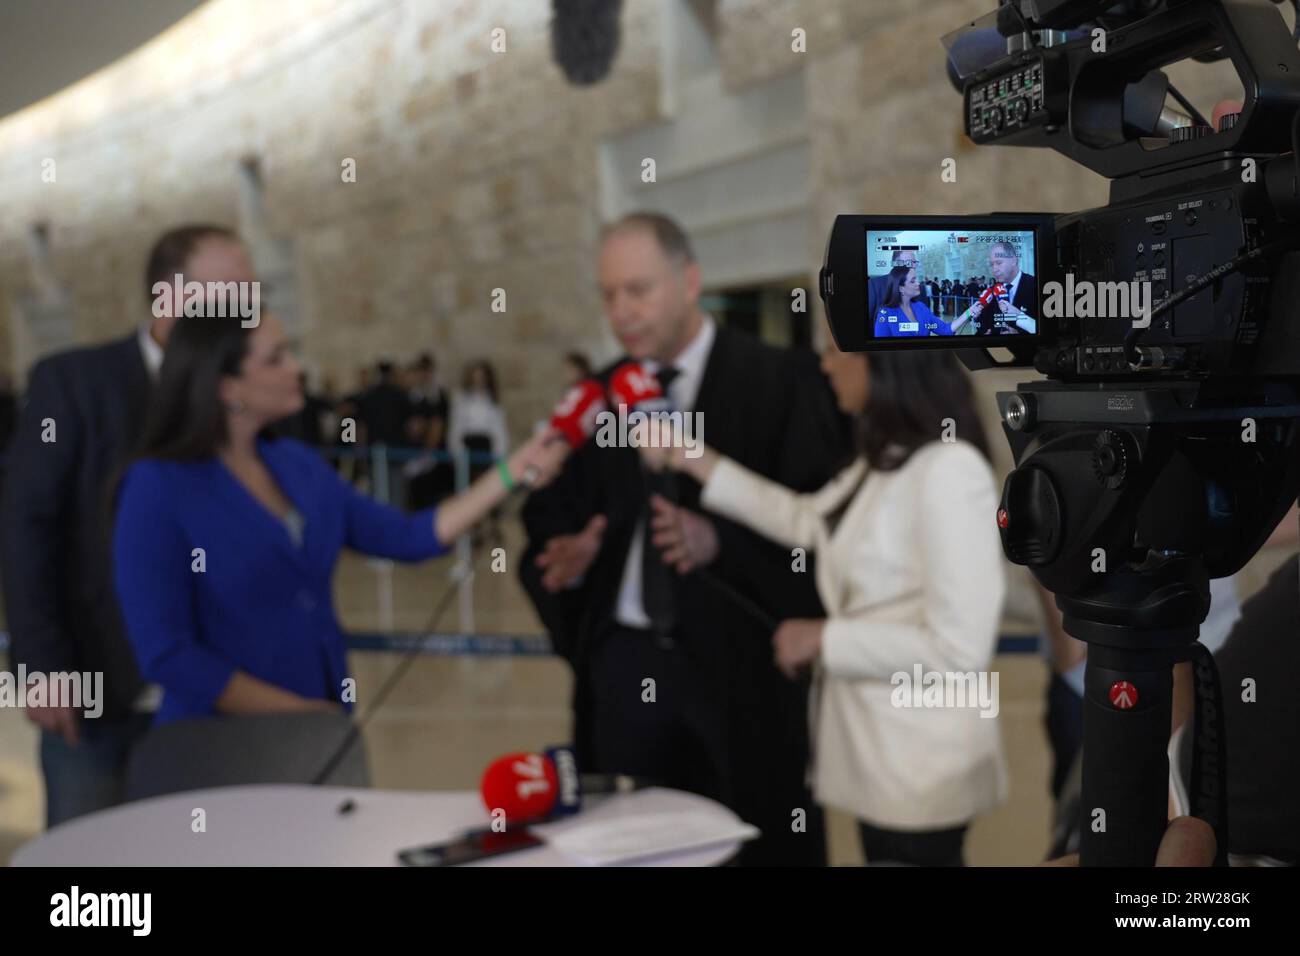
[1042, 815, 1216, 866]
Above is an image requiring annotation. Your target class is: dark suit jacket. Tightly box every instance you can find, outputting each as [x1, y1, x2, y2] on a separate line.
[867, 274, 889, 324]
[519, 325, 850, 864]
[357, 383, 413, 446]
[973, 272, 1038, 335]
[1, 334, 151, 720]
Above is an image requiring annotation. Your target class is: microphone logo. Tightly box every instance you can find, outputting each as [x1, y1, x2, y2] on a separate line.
[546, 745, 583, 815]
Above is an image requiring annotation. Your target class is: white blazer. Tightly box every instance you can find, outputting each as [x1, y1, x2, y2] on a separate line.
[700, 439, 1008, 830]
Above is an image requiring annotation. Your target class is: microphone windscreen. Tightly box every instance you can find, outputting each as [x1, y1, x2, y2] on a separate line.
[608, 362, 663, 410]
[480, 752, 560, 826]
[550, 378, 608, 449]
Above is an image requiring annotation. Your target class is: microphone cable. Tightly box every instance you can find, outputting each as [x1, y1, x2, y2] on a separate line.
[310, 542, 483, 786]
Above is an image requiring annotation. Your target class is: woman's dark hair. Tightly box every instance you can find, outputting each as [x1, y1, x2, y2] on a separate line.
[142, 313, 260, 460]
[462, 359, 499, 403]
[108, 314, 260, 510]
[881, 265, 915, 309]
[856, 349, 991, 472]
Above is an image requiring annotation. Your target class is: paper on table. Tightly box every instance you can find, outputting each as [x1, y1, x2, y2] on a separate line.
[539, 810, 759, 866]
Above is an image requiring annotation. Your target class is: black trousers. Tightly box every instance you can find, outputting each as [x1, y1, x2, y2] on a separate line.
[587, 624, 728, 803]
[859, 821, 969, 866]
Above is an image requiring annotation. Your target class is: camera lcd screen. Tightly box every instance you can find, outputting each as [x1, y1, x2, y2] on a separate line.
[865, 228, 1038, 339]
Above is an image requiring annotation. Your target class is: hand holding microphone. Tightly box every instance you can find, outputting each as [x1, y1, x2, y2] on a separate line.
[606, 361, 719, 481]
[506, 426, 568, 490]
[432, 379, 599, 544]
[503, 377, 608, 489]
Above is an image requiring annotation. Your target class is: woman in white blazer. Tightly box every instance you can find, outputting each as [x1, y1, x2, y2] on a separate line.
[644, 346, 1008, 865]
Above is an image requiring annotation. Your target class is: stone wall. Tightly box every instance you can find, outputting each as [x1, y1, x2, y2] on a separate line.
[0, 0, 1245, 451]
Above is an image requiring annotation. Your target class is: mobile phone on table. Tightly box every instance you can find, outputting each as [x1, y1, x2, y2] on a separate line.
[397, 827, 544, 866]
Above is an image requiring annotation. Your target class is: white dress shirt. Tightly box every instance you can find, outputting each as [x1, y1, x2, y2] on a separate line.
[614, 315, 716, 628]
[137, 324, 164, 381]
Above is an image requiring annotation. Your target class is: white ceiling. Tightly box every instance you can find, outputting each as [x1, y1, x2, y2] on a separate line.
[0, 0, 207, 120]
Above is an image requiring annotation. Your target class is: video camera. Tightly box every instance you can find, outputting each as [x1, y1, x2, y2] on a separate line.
[820, 0, 1300, 866]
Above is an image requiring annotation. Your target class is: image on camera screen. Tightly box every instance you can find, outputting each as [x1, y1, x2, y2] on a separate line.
[866, 229, 1037, 338]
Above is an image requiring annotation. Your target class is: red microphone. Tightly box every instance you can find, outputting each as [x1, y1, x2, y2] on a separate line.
[608, 362, 667, 412]
[479, 747, 579, 826]
[549, 378, 608, 450]
[977, 282, 1008, 308]
[479, 747, 648, 827]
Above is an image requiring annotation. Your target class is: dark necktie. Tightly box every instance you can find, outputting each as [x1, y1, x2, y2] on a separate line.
[640, 366, 681, 635]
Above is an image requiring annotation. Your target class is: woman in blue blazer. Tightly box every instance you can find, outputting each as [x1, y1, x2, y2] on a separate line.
[112, 313, 566, 725]
[873, 265, 976, 338]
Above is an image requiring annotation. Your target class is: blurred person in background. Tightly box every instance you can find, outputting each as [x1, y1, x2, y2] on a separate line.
[645, 347, 1007, 866]
[448, 360, 509, 544]
[0, 371, 16, 451]
[337, 365, 372, 441]
[1, 224, 251, 826]
[274, 372, 330, 446]
[402, 353, 455, 509]
[405, 352, 449, 449]
[356, 359, 411, 448]
[0, 370, 17, 501]
[111, 313, 566, 726]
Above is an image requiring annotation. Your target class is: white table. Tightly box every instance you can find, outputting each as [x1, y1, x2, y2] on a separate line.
[11, 785, 745, 867]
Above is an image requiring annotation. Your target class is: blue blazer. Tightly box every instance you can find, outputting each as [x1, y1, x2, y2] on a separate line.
[112, 437, 449, 724]
[873, 301, 951, 338]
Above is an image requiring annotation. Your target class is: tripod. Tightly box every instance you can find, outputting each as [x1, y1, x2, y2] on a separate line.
[996, 379, 1300, 865]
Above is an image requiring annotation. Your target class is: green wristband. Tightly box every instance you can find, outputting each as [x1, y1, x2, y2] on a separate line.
[497, 458, 516, 492]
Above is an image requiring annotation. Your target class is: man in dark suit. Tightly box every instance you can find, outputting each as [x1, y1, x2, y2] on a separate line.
[520, 212, 848, 865]
[972, 241, 1037, 335]
[1, 224, 254, 826]
[356, 360, 413, 447]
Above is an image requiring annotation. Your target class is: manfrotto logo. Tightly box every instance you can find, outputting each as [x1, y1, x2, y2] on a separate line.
[151, 273, 261, 328]
[593, 405, 704, 459]
[890, 665, 1000, 718]
[50, 886, 151, 936]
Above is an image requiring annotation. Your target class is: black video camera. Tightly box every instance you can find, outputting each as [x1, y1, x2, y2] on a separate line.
[822, 0, 1300, 379]
[820, 0, 1300, 866]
